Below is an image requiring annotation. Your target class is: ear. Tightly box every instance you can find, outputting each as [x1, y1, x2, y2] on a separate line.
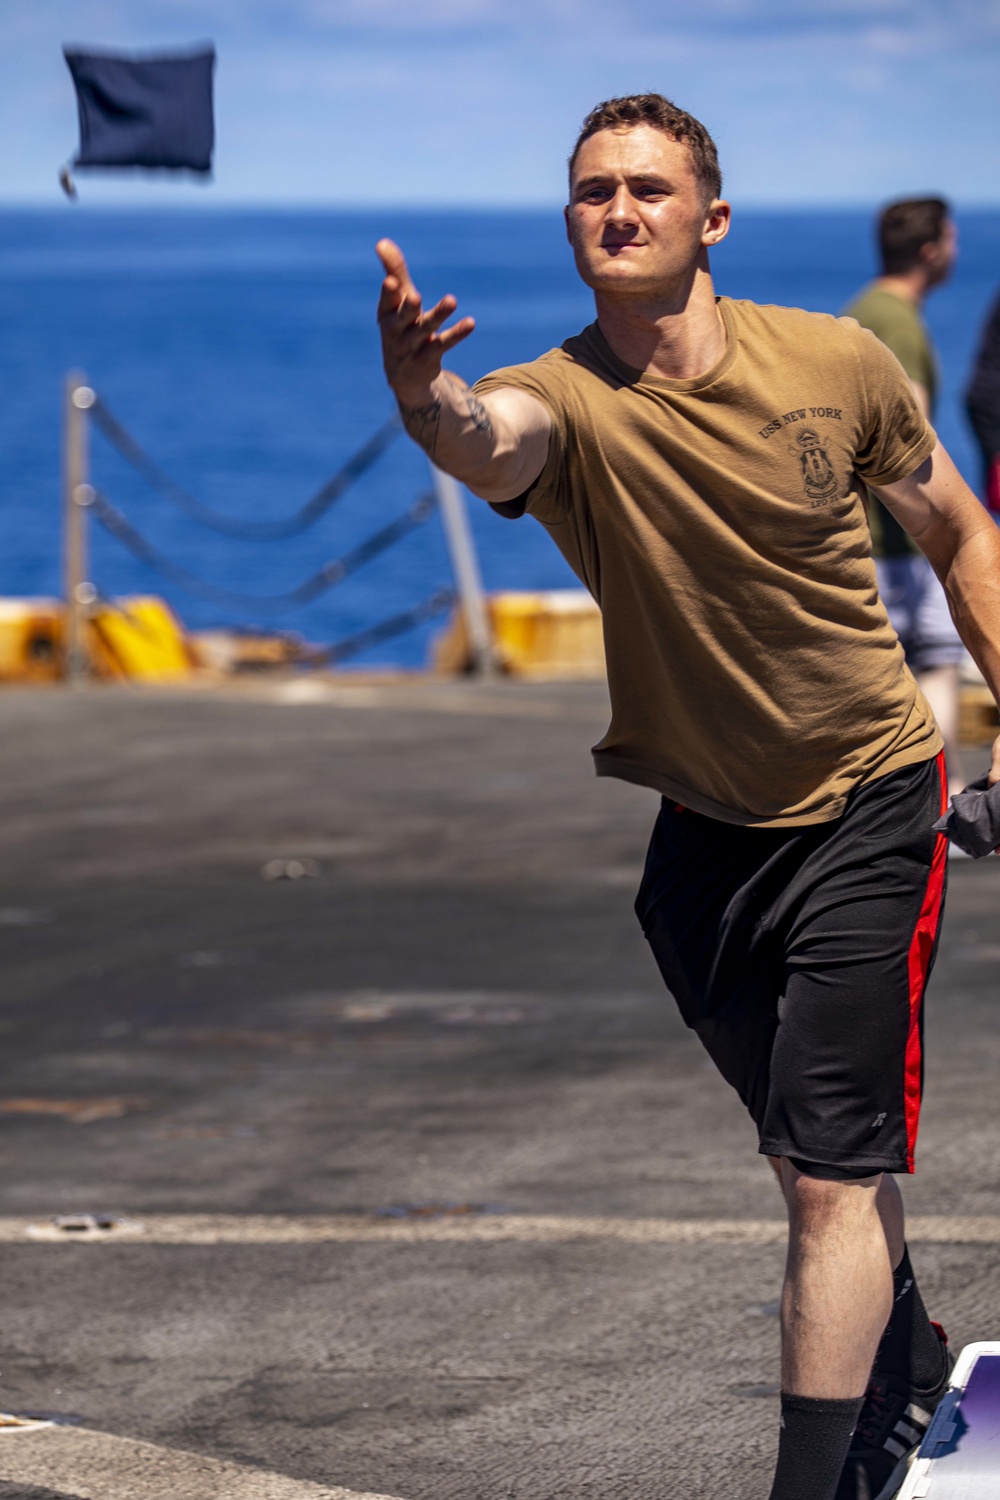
[564, 203, 573, 245]
[702, 198, 732, 248]
[919, 236, 948, 273]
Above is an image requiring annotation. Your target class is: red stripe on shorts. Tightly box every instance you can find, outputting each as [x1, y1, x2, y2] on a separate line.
[904, 749, 949, 1171]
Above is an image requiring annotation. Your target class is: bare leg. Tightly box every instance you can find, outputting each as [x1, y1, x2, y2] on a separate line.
[768, 1156, 905, 1271]
[873, 1171, 905, 1269]
[918, 663, 964, 796]
[778, 1160, 893, 1396]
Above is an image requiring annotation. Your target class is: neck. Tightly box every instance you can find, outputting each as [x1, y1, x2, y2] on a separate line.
[593, 260, 726, 380]
[875, 269, 929, 307]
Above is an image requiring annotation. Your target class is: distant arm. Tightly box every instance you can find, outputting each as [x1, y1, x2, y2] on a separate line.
[908, 379, 930, 419]
[376, 239, 551, 503]
[872, 440, 1000, 777]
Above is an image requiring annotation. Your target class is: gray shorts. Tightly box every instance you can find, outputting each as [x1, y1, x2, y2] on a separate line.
[875, 555, 964, 674]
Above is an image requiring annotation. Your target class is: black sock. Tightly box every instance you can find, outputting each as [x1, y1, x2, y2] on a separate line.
[876, 1245, 947, 1391]
[768, 1393, 864, 1500]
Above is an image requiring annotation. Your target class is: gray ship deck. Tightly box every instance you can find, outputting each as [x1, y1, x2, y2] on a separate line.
[0, 679, 998, 1500]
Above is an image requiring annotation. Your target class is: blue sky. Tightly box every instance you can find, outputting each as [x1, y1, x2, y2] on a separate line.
[2, 0, 1000, 206]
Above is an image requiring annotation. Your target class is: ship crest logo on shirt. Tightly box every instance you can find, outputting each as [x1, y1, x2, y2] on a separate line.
[789, 427, 838, 502]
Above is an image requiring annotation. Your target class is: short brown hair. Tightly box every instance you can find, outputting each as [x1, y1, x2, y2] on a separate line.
[569, 94, 722, 205]
[878, 198, 950, 275]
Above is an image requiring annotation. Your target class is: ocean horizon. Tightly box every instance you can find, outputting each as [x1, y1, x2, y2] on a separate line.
[2, 206, 999, 667]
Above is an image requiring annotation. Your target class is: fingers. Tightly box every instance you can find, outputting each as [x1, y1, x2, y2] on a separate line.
[419, 294, 458, 335]
[436, 317, 476, 352]
[375, 240, 461, 333]
[376, 238, 411, 287]
[377, 238, 422, 326]
[396, 313, 475, 364]
[377, 273, 400, 317]
[378, 273, 421, 325]
[379, 279, 468, 352]
[988, 731, 1000, 785]
[383, 290, 455, 337]
[375, 237, 476, 387]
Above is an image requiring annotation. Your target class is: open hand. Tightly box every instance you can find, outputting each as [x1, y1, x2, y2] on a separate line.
[376, 239, 476, 405]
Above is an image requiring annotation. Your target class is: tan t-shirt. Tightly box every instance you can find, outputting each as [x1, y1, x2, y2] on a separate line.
[474, 297, 941, 826]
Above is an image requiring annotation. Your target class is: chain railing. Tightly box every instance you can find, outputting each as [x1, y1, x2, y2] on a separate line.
[61, 372, 497, 681]
[90, 396, 402, 541]
[87, 488, 437, 612]
[314, 588, 457, 666]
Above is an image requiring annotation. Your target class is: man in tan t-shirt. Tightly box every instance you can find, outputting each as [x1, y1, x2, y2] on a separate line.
[376, 94, 1000, 1500]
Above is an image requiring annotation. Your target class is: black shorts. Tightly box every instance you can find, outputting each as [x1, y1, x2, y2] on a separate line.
[635, 753, 948, 1177]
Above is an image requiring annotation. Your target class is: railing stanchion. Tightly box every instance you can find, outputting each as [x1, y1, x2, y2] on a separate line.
[62, 372, 96, 685]
[430, 463, 497, 677]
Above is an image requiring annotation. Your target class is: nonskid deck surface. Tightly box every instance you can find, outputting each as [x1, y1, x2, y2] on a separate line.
[1, 684, 1000, 1499]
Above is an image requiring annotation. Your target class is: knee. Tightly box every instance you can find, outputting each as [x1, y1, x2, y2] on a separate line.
[780, 1159, 882, 1230]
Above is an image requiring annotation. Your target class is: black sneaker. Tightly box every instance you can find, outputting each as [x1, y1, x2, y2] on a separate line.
[834, 1323, 952, 1500]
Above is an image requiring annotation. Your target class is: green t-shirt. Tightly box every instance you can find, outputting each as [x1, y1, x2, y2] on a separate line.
[842, 283, 937, 557]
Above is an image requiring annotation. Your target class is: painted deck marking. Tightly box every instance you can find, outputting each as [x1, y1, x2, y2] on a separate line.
[4, 1214, 1000, 1245]
[0, 1424, 404, 1499]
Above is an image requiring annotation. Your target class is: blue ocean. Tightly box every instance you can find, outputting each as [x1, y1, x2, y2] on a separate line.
[1, 208, 999, 667]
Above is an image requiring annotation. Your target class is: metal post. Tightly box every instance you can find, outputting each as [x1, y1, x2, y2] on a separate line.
[430, 462, 497, 676]
[62, 372, 96, 685]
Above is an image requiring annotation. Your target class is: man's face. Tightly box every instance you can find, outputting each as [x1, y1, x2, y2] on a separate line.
[565, 124, 729, 298]
[926, 217, 958, 289]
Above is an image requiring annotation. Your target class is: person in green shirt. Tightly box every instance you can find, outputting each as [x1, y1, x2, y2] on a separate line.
[844, 198, 965, 796]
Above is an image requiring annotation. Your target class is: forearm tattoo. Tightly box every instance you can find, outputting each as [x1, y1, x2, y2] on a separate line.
[398, 387, 494, 456]
[463, 390, 494, 439]
[398, 397, 442, 457]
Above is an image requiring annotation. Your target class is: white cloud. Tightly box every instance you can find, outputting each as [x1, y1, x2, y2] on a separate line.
[0, 0, 998, 204]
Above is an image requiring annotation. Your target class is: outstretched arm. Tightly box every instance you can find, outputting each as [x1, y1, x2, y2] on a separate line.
[872, 441, 1000, 778]
[376, 239, 551, 503]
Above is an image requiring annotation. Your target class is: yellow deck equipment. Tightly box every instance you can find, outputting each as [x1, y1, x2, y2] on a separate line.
[88, 596, 193, 682]
[435, 590, 606, 680]
[0, 599, 64, 684]
[0, 596, 192, 683]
